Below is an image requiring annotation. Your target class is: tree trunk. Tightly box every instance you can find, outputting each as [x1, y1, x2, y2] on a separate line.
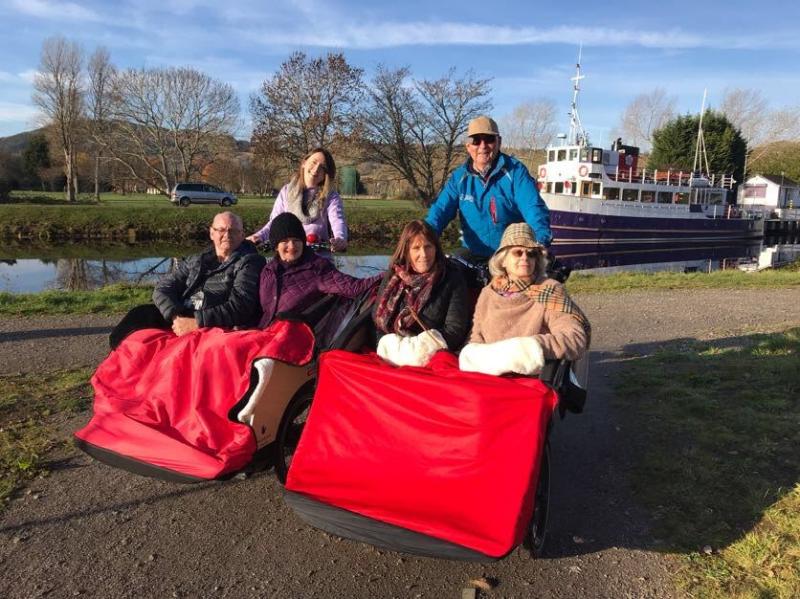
[64, 149, 76, 202]
[94, 150, 101, 201]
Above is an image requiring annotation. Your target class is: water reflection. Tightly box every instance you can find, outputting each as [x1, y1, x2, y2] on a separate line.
[0, 240, 797, 294]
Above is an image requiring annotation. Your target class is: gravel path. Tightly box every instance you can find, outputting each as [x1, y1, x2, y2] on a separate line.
[1, 289, 798, 599]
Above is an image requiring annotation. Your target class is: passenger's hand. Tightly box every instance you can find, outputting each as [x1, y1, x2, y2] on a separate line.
[330, 237, 347, 252]
[377, 330, 446, 367]
[246, 234, 260, 244]
[172, 316, 199, 337]
[459, 337, 544, 376]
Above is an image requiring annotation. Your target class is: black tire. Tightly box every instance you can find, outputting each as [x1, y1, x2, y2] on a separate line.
[179, 197, 190, 207]
[527, 441, 551, 557]
[274, 387, 313, 484]
[221, 197, 232, 207]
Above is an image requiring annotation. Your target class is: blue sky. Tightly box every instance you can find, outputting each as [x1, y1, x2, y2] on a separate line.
[1, 0, 799, 144]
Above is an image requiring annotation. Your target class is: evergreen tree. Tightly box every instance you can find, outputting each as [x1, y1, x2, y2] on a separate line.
[648, 111, 747, 184]
[22, 133, 51, 188]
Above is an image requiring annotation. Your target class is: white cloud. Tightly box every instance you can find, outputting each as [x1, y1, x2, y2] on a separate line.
[242, 20, 798, 51]
[0, 102, 39, 123]
[9, 0, 101, 21]
[17, 69, 39, 84]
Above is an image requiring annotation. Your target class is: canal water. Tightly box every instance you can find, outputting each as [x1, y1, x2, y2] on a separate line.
[1, 240, 797, 294]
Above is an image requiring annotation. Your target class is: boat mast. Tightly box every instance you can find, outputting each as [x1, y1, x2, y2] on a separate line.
[568, 46, 588, 147]
[692, 89, 712, 177]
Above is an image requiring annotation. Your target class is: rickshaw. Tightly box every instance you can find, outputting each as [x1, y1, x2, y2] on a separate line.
[282, 257, 587, 560]
[74, 274, 377, 484]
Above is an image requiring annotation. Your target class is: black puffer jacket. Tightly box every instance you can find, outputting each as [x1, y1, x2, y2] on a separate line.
[152, 240, 265, 329]
[373, 260, 471, 351]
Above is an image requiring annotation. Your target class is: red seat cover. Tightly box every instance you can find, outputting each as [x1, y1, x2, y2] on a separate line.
[286, 350, 558, 557]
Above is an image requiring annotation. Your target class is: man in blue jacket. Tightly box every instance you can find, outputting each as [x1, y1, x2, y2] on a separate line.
[425, 115, 552, 258]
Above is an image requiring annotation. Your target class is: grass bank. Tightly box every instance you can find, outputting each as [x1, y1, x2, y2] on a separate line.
[568, 264, 800, 293]
[1, 191, 452, 246]
[0, 284, 153, 315]
[614, 327, 800, 598]
[0, 368, 92, 507]
[2, 267, 798, 316]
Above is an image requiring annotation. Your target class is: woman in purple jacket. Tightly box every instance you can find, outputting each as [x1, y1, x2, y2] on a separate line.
[247, 148, 349, 253]
[258, 213, 380, 330]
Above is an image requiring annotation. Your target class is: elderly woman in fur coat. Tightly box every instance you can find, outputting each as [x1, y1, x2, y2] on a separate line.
[459, 223, 590, 376]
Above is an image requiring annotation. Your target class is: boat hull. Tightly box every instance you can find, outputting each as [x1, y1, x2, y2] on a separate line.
[543, 193, 763, 246]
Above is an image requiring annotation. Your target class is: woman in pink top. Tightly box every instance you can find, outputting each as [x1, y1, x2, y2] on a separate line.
[247, 147, 348, 252]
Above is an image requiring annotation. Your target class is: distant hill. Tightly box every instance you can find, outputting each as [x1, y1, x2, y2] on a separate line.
[0, 127, 250, 156]
[0, 128, 46, 155]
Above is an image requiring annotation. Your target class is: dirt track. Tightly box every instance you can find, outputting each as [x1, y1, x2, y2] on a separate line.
[1, 288, 798, 599]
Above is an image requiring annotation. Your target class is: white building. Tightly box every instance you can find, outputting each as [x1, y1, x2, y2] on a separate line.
[739, 174, 799, 209]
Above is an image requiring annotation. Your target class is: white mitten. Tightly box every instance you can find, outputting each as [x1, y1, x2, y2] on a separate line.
[377, 330, 447, 367]
[459, 337, 545, 376]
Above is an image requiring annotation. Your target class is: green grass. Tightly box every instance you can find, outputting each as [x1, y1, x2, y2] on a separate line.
[0, 283, 153, 315]
[0, 368, 93, 506]
[1, 191, 434, 245]
[567, 267, 800, 293]
[1, 266, 798, 315]
[613, 327, 800, 598]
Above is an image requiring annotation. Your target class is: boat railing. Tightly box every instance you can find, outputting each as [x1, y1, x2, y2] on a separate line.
[604, 167, 735, 189]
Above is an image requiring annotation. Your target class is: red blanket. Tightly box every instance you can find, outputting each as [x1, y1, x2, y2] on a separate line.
[286, 350, 558, 557]
[75, 320, 314, 479]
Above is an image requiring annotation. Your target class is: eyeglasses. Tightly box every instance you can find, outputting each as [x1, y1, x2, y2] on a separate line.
[211, 227, 242, 235]
[469, 135, 498, 146]
[510, 248, 537, 258]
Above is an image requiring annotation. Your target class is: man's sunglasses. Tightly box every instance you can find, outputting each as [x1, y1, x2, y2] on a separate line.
[510, 248, 537, 258]
[469, 135, 498, 146]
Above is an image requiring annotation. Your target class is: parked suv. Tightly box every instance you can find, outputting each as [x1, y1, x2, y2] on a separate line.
[170, 183, 237, 207]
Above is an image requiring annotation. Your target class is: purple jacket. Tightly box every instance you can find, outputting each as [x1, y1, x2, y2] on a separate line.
[258, 249, 381, 328]
[251, 184, 347, 244]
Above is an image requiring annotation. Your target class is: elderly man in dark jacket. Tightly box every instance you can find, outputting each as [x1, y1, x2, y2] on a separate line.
[110, 211, 265, 348]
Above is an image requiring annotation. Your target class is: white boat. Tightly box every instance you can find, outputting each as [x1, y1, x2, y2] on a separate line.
[537, 58, 764, 248]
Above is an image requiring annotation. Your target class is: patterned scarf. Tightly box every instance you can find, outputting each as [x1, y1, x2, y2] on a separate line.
[373, 264, 442, 335]
[491, 275, 592, 343]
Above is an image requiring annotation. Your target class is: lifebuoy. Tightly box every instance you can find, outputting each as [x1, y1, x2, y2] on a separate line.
[578, 165, 588, 177]
[538, 167, 547, 178]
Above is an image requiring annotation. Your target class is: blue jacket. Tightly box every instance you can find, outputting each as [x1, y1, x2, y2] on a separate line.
[425, 153, 552, 257]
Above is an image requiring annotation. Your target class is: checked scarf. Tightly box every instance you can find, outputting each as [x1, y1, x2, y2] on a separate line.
[491, 275, 592, 344]
[373, 264, 442, 335]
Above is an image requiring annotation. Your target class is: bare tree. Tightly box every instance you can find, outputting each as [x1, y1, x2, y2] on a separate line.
[98, 67, 240, 194]
[250, 52, 364, 169]
[32, 37, 84, 202]
[719, 88, 768, 146]
[361, 65, 492, 206]
[616, 88, 677, 150]
[763, 106, 800, 143]
[500, 100, 557, 150]
[85, 46, 116, 200]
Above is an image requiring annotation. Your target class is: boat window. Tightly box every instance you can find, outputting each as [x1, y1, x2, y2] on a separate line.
[554, 182, 564, 193]
[603, 187, 619, 200]
[580, 148, 590, 162]
[674, 192, 689, 204]
[622, 189, 638, 202]
[592, 182, 601, 196]
[557, 149, 567, 161]
[591, 148, 602, 163]
[569, 149, 578, 161]
[641, 191, 655, 203]
[581, 181, 592, 196]
[657, 191, 672, 204]
[548, 150, 555, 162]
[546, 182, 553, 193]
